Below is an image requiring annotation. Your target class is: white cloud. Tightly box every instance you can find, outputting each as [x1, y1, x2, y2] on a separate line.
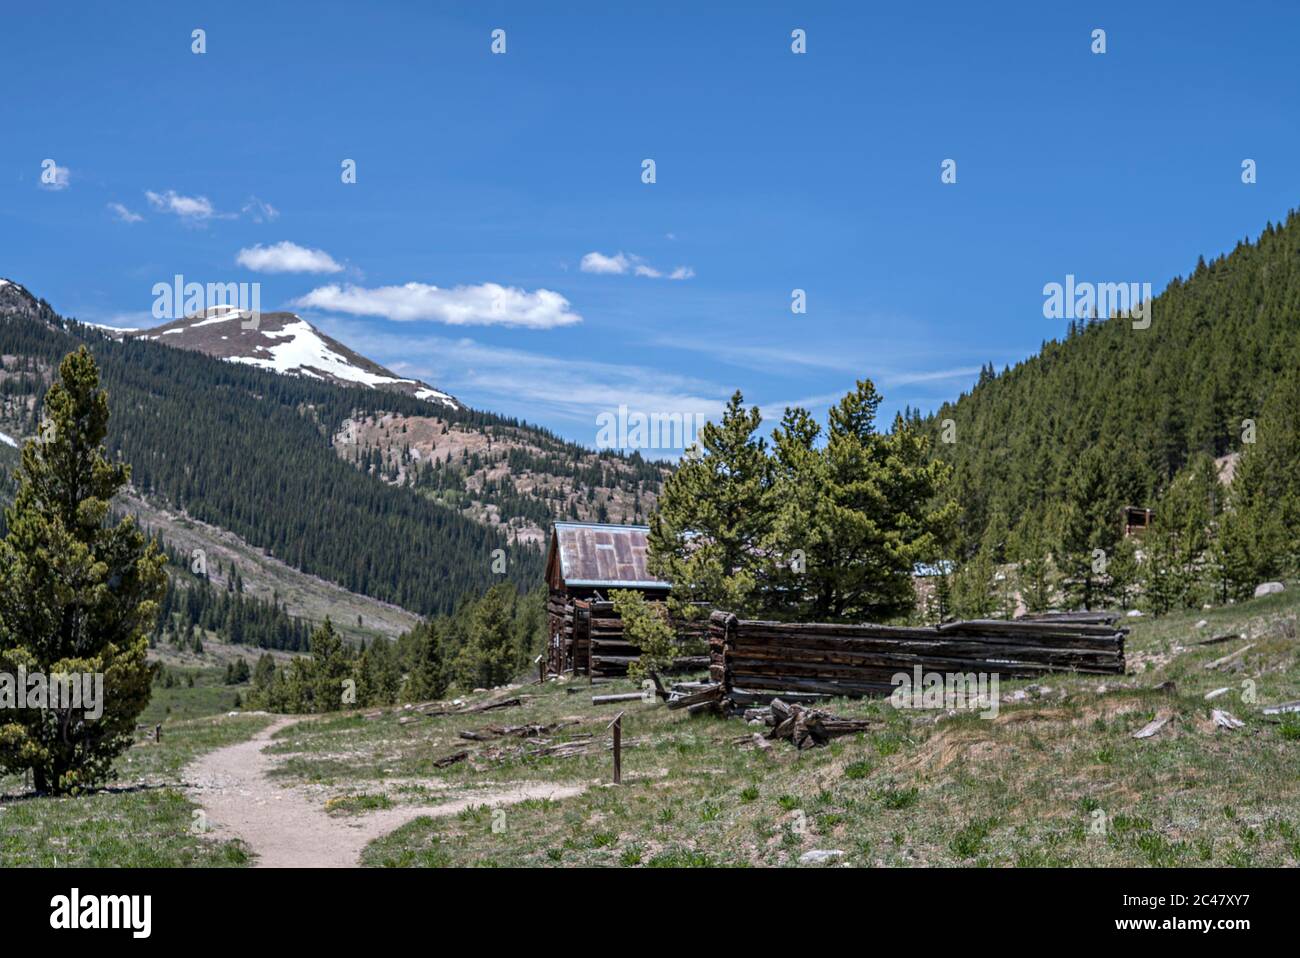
[146, 189, 219, 220]
[237, 241, 343, 274]
[581, 250, 694, 280]
[580, 251, 631, 275]
[294, 282, 582, 329]
[39, 164, 71, 191]
[107, 202, 143, 223]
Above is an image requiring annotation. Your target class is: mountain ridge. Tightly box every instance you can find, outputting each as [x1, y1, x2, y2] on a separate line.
[130, 306, 461, 408]
[0, 277, 665, 618]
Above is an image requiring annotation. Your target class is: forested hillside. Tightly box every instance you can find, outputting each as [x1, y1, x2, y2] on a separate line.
[2, 281, 645, 618]
[336, 410, 667, 544]
[925, 209, 1300, 560]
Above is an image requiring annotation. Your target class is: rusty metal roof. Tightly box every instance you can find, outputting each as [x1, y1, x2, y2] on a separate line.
[548, 522, 670, 589]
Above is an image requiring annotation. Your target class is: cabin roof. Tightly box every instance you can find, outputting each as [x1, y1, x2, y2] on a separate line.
[546, 521, 671, 590]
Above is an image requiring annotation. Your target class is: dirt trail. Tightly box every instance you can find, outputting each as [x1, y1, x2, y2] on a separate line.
[185, 716, 584, 867]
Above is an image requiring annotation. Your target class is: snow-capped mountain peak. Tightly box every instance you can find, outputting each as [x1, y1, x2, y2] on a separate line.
[131, 309, 459, 408]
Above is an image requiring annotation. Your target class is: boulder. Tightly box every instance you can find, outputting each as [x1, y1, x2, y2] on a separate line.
[1254, 581, 1285, 598]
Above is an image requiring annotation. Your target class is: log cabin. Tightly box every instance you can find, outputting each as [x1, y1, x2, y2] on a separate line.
[544, 522, 671, 677]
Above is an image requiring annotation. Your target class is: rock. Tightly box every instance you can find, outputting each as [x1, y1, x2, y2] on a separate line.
[1126, 609, 1144, 618]
[1195, 619, 1209, 629]
[799, 849, 845, 865]
[1133, 710, 1172, 739]
[1204, 687, 1231, 700]
[1254, 582, 1285, 598]
[1211, 709, 1245, 730]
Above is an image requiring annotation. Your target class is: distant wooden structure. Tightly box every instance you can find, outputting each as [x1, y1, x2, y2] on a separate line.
[544, 522, 671, 678]
[1122, 505, 1154, 537]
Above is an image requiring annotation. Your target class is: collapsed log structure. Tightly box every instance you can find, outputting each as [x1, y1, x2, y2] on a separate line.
[709, 610, 1126, 705]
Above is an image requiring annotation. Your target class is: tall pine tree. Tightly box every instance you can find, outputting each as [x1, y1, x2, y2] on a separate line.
[0, 347, 166, 793]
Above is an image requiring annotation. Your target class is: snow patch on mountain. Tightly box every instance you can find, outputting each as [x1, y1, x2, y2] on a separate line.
[226, 318, 449, 400]
[0, 431, 18, 448]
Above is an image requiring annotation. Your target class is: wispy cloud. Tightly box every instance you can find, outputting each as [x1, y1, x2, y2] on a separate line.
[294, 282, 582, 329]
[650, 333, 985, 386]
[883, 366, 982, 386]
[143, 189, 281, 226]
[310, 320, 725, 430]
[237, 241, 342, 274]
[107, 202, 143, 223]
[145, 189, 222, 221]
[580, 250, 694, 280]
[241, 196, 279, 222]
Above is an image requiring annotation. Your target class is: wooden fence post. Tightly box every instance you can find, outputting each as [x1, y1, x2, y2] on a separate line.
[608, 711, 624, 784]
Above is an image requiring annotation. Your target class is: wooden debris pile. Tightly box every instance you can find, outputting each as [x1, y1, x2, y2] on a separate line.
[459, 720, 579, 741]
[767, 698, 877, 749]
[416, 696, 523, 718]
[665, 681, 723, 714]
[734, 697, 877, 750]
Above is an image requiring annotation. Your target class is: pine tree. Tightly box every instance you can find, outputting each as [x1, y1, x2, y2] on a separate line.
[0, 347, 166, 794]
[1009, 513, 1055, 613]
[648, 391, 773, 616]
[454, 584, 515, 689]
[356, 636, 400, 706]
[1056, 446, 1120, 610]
[403, 620, 447, 701]
[1142, 454, 1219, 612]
[768, 386, 954, 622]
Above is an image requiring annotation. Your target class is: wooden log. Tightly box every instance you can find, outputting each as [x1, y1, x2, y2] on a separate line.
[1204, 644, 1254, 670]
[592, 692, 645, 705]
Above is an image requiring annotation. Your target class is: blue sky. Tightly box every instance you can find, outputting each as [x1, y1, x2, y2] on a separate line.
[4, 1, 1300, 451]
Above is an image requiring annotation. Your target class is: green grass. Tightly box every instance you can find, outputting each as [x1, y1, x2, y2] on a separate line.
[344, 584, 1300, 866]
[140, 666, 249, 724]
[326, 792, 396, 815]
[1, 681, 273, 867]
[0, 787, 251, 867]
[6, 578, 1300, 868]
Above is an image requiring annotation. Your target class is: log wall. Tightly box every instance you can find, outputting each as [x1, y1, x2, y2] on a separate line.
[586, 600, 709, 681]
[709, 611, 1126, 701]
